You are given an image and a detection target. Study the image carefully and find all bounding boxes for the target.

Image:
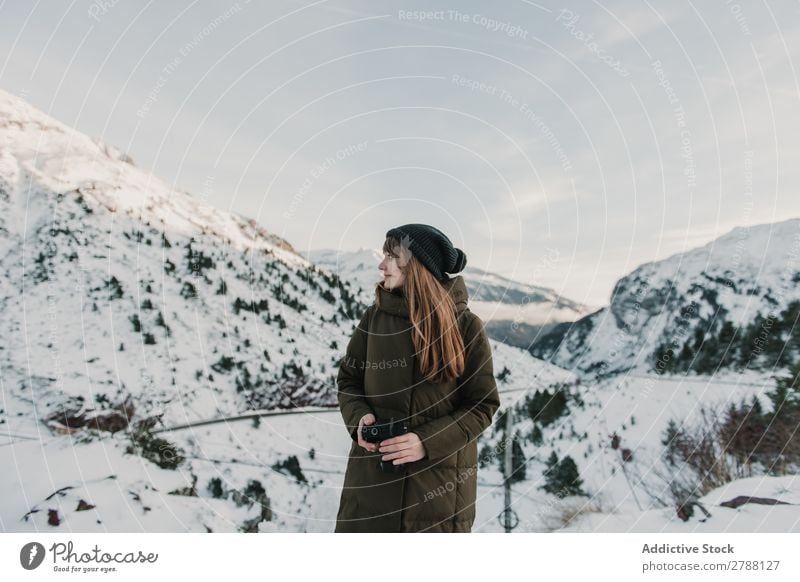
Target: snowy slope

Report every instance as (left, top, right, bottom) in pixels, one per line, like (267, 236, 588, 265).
(0, 89, 297, 261)
(558, 475, 800, 532)
(5, 343, 794, 532)
(1, 336, 578, 532)
(301, 247, 382, 303)
(0, 88, 373, 437)
(533, 219, 800, 380)
(472, 368, 800, 532)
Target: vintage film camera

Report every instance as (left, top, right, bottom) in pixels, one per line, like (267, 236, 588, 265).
(361, 416, 410, 472)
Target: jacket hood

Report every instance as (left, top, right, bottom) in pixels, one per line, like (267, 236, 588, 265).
(375, 274, 469, 318)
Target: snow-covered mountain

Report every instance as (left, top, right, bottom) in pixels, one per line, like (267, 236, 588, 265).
(301, 247, 382, 301)
(304, 247, 595, 350)
(0, 88, 376, 436)
(532, 219, 800, 380)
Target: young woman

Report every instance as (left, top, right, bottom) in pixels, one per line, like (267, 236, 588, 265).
(335, 223, 501, 533)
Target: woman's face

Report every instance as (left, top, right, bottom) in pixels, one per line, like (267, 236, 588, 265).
(379, 247, 406, 290)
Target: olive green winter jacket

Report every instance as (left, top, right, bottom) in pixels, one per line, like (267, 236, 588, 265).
(335, 275, 500, 532)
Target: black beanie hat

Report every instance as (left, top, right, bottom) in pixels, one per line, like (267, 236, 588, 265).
(385, 223, 467, 282)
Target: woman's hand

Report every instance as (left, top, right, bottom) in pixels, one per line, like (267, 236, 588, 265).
(357, 413, 378, 452)
(378, 432, 427, 465)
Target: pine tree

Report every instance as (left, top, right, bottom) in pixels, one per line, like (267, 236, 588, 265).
(542, 451, 585, 497)
(542, 451, 560, 492)
(526, 388, 568, 426)
(129, 314, 142, 333)
(530, 424, 543, 445)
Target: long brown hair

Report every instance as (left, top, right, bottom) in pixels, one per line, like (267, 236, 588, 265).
(378, 236, 465, 384)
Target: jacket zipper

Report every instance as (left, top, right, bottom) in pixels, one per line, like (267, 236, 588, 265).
(399, 360, 415, 532)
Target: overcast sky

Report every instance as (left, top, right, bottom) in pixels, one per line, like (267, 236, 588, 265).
(2, 0, 799, 306)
